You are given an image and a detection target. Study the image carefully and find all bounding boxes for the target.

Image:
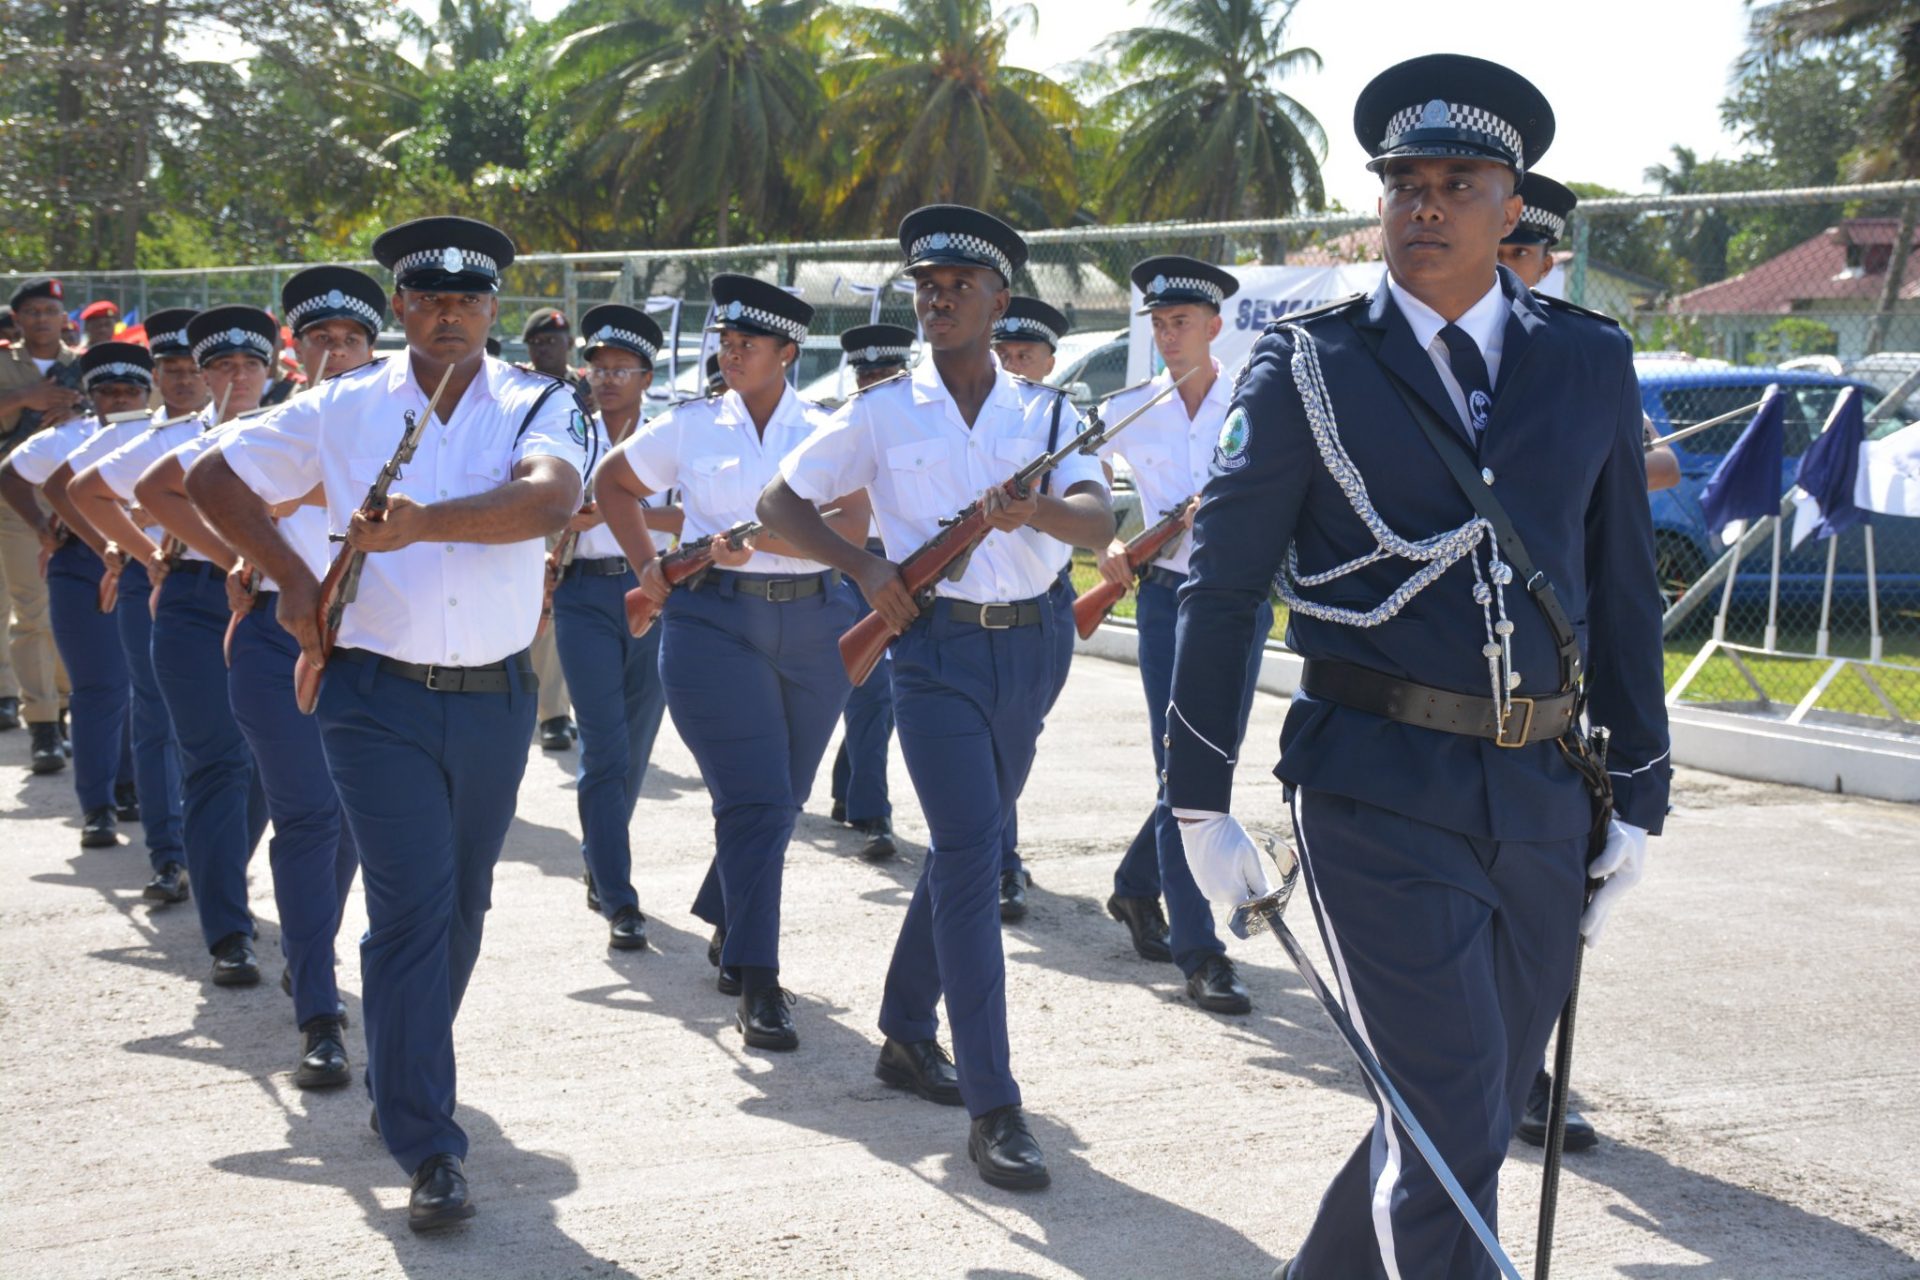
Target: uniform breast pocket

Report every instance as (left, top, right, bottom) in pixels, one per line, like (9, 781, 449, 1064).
(886, 441, 954, 520)
(461, 453, 512, 500)
(685, 454, 745, 517)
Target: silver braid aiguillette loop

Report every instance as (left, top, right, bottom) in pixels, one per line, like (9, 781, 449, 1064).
(1279, 324, 1512, 716)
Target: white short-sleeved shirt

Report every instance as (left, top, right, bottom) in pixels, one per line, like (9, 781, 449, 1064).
(618, 384, 832, 577)
(94, 411, 219, 562)
(171, 410, 333, 589)
(6, 416, 107, 486)
(66, 410, 172, 541)
(218, 354, 589, 666)
(1096, 358, 1232, 577)
(577, 414, 673, 560)
(781, 357, 1106, 603)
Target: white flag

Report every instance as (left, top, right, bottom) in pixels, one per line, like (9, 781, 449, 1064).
(1855, 421, 1920, 519)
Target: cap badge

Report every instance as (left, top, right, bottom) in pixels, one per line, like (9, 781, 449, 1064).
(227, 327, 246, 346)
(50, 281, 63, 299)
(1420, 99, 1450, 128)
(725, 300, 744, 320)
(864, 345, 879, 361)
(928, 232, 950, 250)
(1149, 274, 1169, 295)
(441, 247, 464, 274)
(325, 289, 345, 308)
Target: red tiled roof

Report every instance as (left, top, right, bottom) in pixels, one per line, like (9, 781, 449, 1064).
(1673, 218, 1920, 314)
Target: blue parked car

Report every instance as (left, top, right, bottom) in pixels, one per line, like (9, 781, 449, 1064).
(1637, 363, 1920, 607)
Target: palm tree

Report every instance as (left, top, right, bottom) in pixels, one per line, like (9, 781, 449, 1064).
(1746, 1, 1920, 348)
(808, 0, 1080, 235)
(1093, 0, 1325, 224)
(398, 0, 533, 71)
(548, 0, 824, 247)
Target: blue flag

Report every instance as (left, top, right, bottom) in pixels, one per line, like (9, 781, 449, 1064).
(1699, 387, 1785, 545)
(1789, 387, 1866, 548)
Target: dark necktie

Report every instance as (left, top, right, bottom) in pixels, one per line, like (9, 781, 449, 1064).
(1438, 322, 1493, 441)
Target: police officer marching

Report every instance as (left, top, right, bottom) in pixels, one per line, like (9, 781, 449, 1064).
(187, 216, 590, 1232)
(826, 322, 917, 863)
(67, 309, 205, 903)
(1165, 56, 1669, 1279)
(521, 305, 584, 752)
(759, 205, 1116, 1191)
(593, 273, 868, 1049)
(1097, 256, 1267, 1015)
(551, 302, 680, 951)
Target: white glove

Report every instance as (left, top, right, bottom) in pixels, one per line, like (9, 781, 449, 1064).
(1579, 818, 1649, 948)
(1178, 813, 1276, 910)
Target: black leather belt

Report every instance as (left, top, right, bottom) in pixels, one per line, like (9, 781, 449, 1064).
(947, 599, 1044, 629)
(563, 556, 630, 579)
(1143, 565, 1186, 591)
(706, 570, 830, 602)
(1300, 658, 1577, 748)
(169, 559, 225, 581)
(332, 647, 537, 694)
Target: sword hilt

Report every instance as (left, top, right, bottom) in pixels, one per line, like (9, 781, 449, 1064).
(1229, 828, 1301, 939)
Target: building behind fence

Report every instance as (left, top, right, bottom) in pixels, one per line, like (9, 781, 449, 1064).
(8, 180, 1918, 728)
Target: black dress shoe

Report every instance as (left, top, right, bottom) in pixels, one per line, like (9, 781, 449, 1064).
(210, 933, 261, 987)
(584, 872, 600, 914)
(295, 1016, 351, 1089)
(874, 1037, 963, 1106)
(143, 862, 189, 903)
(538, 716, 574, 751)
(59, 711, 72, 756)
(29, 722, 65, 774)
(608, 906, 648, 951)
(999, 869, 1029, 922)
(408, 1154, 476, 1232)
(1515, 1068, 1598, 1151)
(1107, 893, 1173, 962)
(0, 696, 19, 730)
(370, 1105, 381, 1136)
(114, 780, 140, 822)
(716, 965, 742, 996)
(281, 967, 292, 996)
(1186, 954, 1251, 1015)
(852, 817, 896, 862)
(830, 799, 847, 825)
(707, 926, 725, 967)
(968, 1105, 1049, 1190)
(80, 806, 118, 848)
(737, 984, 798, 1051)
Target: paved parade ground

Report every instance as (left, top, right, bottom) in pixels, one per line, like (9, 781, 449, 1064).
(2, 653, 1916, 1279)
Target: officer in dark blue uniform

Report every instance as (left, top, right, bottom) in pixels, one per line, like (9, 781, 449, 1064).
(1165, 56, 1669, 1278)
(825, 323, 914, 861)
(551, 302, 674, 950)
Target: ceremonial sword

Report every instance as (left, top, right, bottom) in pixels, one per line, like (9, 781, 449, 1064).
(1232, 835, 1526, 1280)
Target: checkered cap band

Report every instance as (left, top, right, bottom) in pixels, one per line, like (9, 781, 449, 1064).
(587, 325, 659, 361)
(392, 246, 500, 279)
(1147, 276, 1225, 306)
(907, 232, 1013, 281)
(993, 316, 1060, 346)
(286, 290, 382, 333)
(716, 303, 807, 343)
(850, 344, 913, 365)
(1382, 99, 1524, 164)
(192, 327, 274, 363)
(83, 362, 152, 388)
(148, 329, 189, 353)
(1519, 206, 1566, 243)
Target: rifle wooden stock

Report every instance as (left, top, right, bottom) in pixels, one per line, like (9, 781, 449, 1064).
(622, 520, 761, 637)
(293, 363, 452, 715)
(1071, 499, 1195, 639)
(837, 368, 1199, 686)
(537, 528, 580, 641)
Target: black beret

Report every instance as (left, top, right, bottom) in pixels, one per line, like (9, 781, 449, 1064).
(8, 278, 64, 310)
(521, 307, 570, 340)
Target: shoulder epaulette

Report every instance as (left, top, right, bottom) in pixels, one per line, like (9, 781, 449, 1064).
(846, 370, 909, 399)
(1534, 292, 1621, 327)
(1107, 374, 1160, 401)
(1264, 293, 1367, 334)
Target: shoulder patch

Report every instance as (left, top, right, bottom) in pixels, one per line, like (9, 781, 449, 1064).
(1264, 292, 1367, 335)
(846, 370, 909, 399)
(1534, 293, 1621, 327)
(1211, 405, 1252, 474)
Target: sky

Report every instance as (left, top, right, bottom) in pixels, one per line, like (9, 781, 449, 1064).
(460, 0, 1761, 210)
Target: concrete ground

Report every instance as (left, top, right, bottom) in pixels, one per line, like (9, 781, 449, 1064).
(1, 655, 1916, 1280)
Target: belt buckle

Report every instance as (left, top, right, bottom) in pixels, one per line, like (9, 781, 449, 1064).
(1495, 696, 1535, 748)
(422, 665, 456, 692)
(979, 604, 1014, 630)
(766, 579, 797, 603)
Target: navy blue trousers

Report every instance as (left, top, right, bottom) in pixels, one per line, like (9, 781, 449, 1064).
(318, 647, 536, 1174)
(1288, 788, 1585, 1280)
(112, 560, 183, 872)
(1112, 574, 1272, 974)
(45, 541, 128, 813)
(829, 580, 895, 824)
(228, 598, 359, 1027)
(151, 565, 267, 951)
(552, 566, 667, 917)
(999, 573, 1076, 878)
(879, 598, 1058, 1117)
(668, 573, 851, 972)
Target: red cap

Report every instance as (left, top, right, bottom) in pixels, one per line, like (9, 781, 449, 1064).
(80, 300, 120, 320)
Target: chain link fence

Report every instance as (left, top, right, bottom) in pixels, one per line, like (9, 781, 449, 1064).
(9, 181, 1918, 729)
